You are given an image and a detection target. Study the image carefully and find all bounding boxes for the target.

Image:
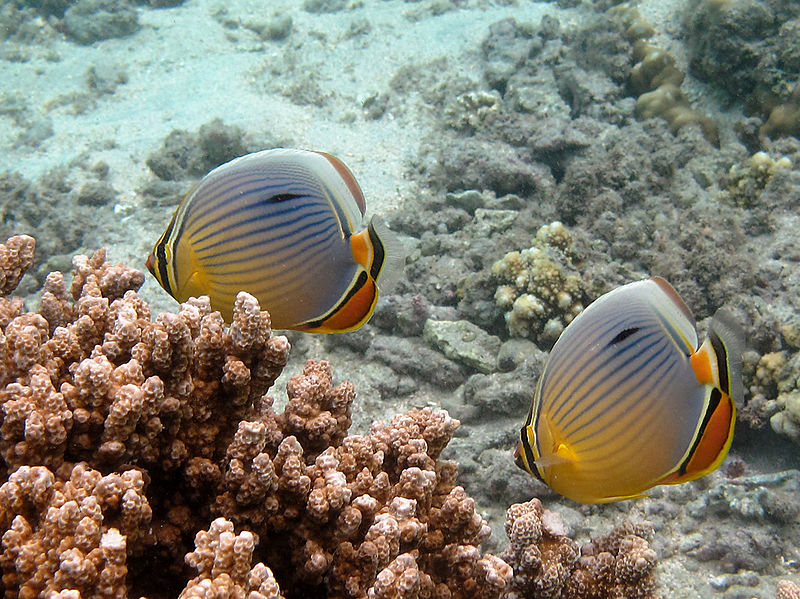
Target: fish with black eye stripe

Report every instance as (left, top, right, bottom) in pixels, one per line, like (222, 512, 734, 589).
(147, 148, 404, 332)
(515, 276, 744, 503)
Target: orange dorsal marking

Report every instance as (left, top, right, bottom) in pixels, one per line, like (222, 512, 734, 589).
(690, 344, 715, 386)
(350, 230, 373, 269)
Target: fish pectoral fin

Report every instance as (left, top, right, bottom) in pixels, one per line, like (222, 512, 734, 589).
(177, 268, 209, 300)
(534, 442, 577, 469)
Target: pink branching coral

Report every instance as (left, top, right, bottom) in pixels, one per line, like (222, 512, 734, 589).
(0, 462, 151, 599)
(180, 517, 284, 599)
(500, 498, 659, 599)
(0, 235, 660, 599)
(212, 359, 510, 598)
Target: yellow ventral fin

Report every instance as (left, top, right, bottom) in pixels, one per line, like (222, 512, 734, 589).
(534, 442, 577, 469)
(556, 442, 578, 462)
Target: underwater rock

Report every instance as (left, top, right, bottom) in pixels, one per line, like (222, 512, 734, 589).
(445, 189, 486, 214)
(430, 137, 545, 196)
(366, 335, 466, 389)
(148, 0, 186, 7)
(63, 0, 140, 45)
(422, 319, 502, 374)
(683, 0, 800, 120)
(460, 352, 545, 419)
(146, 118, 249, 181)
(497, 338, 540, 372)
(303, 0, 347, 13)
(75, 180, 116, 206)
(243, 14, 293, 41)
(481, 17, 540, 92)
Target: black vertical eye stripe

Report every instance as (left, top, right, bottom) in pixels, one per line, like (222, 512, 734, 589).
(368, 221, 385, 279)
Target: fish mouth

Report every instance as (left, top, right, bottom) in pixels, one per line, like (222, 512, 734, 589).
(145, 253, 155, 276)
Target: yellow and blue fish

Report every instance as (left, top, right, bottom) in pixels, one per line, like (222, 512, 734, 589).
(146, 148, 403, 332)
(515, 276, 744, 503)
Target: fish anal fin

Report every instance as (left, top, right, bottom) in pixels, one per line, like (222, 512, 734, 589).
(596, 492, 651, 503)
(302, 273, 377, 333)
(683, 389, 736, 480)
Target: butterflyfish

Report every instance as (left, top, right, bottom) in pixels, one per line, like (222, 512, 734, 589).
(514, 276, 744, 504)
(146, 148, 403, 332)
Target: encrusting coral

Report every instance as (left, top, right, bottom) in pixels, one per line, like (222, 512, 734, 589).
(0, 234, 661, 598)
(611, 4, 719, 147)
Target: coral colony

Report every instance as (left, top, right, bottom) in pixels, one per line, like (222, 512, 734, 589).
(0, 235, 660, 597)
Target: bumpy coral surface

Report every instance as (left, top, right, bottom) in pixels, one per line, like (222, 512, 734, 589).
(492, 221, 585, 347)
(180, 517, 284, 599)
(0, 235, 531, 599)
(500, 498, 659, 599)
(0, 235, 664, 598)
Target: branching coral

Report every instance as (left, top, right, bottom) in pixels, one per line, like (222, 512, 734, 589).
(500, 498, 658, 599)
(492, 221, 584, 347)
(0, 234, 662, 598)
(0, 462, 151, 599)
(180, 517, 284, 599)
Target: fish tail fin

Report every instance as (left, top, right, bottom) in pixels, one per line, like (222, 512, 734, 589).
(708, 308, 745, 404)
(368, 215, 405, 293)
(676, 308, 744, 484)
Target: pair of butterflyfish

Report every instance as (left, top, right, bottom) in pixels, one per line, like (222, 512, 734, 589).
(147, 148, 403, 332)
(515, 277, 744, 503)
